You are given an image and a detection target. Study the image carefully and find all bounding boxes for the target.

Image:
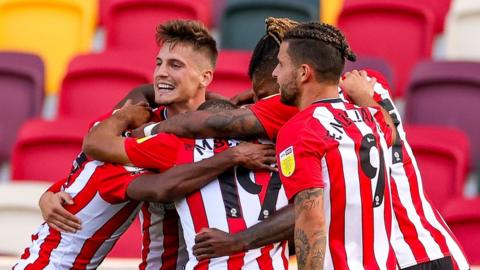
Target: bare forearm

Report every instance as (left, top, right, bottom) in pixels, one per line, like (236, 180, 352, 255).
(83, 113, 129, 163)
(151, 109, 267, 139)
(127, 149, 241, 202)
(114, 84, 156, 109)
(233, 204, 294, 251)
(294, 188, 326, 270)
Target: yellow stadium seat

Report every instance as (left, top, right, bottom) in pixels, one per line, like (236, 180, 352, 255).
(0, 0, 97, 94)
(321, 0, 344, 25)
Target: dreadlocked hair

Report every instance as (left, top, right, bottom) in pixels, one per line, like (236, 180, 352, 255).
(156, 20, 218, 67)
(248, 17, 300, 80)
(283, 22, 356, 83)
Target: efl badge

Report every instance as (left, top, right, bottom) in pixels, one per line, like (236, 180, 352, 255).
(280, 146, 295, 177)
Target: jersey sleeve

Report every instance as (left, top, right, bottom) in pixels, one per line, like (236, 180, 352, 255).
(46, 177, 68, 193)
(124, 133, 182, 171)
(249, 95, 298, 141)
(277, 121, 325, 200)
(369, 106, 393, 147)
(97, 166, 150, 202)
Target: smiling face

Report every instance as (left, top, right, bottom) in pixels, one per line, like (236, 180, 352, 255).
(153, 42, 211, 106)
(272, 42, 300, 106)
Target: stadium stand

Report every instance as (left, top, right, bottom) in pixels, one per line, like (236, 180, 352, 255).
(11, 118, 89, 182)
(0, 181, 50, 256)
(405, 60, 480, 170)
(220, 0, 317, 49)
(0, 0, 97, 94)
(338, 1, 435, 97)
(445, 0, 480, 60)
(103, 0, 211, 64)
(0, 52, 44, 164)
(209, 50, 252, 97)
(403, 125, 470, 211)
(59, 51, 151, 120)
(443, 196, 480, 264)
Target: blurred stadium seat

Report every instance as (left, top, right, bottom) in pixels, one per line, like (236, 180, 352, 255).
(11, 118, 89, 182)
(338, 1, 435, 97)
(443, 196, 480, 264)
(0, 0, 97, 94)
(220, 0, 316, 49)
(405, 60, 480, 170)
(403, 125, 470, 211)
(208, 50, 252, 97)
(104, 0, 211, 64)
(343, 56, 394, 87)
(0, 52, 44, 164)
(445, 0, 480, 60)
(59, 51, 151, 120)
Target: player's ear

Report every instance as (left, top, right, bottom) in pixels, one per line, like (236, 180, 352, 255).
(298, 64, 312, 83)
(200, 69, 213, 88)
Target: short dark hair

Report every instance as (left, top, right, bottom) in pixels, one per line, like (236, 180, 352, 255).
(197, 99, 238, 112)
(156, 20, 218, 68)
(283, 22, 356, 83)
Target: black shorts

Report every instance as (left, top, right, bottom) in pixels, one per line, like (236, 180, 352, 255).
(402, 256, 454, 270)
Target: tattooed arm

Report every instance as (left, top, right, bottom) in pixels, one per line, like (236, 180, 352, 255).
(150, 108, 267, 139)
(294, 188, 326, 270)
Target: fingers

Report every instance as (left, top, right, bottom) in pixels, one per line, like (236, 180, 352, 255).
(58, 192, 74, 205)
(193, 247, 215, 260)
(47, 213, 79, 233)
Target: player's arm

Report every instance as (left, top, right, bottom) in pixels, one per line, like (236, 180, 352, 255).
(294, 188, 326, 270)
(114, 84, 156, 109)
(126, 142, 276, 202)
(340, 70, 397, 143)
(148, 108, 267, 139)
(83, 100, 151, 164)
(192, 204, 294, 260)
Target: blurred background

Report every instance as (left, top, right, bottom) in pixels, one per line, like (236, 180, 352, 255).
(0, 0, 479, 268)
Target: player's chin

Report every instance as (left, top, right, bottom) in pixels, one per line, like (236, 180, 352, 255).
(155, 93, 176, 106)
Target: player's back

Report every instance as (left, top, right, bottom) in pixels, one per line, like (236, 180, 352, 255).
(278, 99, 396, 270)
(174, 138, 289, 270)
(14, 158, 145, 270)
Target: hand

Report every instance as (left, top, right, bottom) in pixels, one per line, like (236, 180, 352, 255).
(232, 142, 277, 172)
(230, 89, 255, 106)
(39, 191, 82, 233)
(340, 69, 376, 105)
(193, 228, 244, 260)
(116, 99, 151, 129)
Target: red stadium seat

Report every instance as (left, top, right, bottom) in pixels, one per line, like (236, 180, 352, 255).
(403, 125, 470, 211)
(59, 51, 152, 121)
(107, 215, 142, 258)
(11, 118, 89, 182)
(0, 52, 44, 163)
(104, 0, 211, 62)
(443, 197, 480, 264)
(405, 61, 480, 170)
(208, 50, 252, 98)
(338, 1, 435, 97)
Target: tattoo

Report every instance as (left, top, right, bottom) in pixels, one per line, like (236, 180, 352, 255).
(310, 231, 326, 269)
(295, 228, 310, 269)
(294, 189, 323, 215)
(294, 188, 326, 269)
(204, 109, 265, 138)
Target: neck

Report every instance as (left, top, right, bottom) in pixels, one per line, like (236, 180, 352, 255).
(297, 82, 339, 110)
(166, 93, 205, 118)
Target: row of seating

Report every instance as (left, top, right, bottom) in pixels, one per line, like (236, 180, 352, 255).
(3, 0, 480, 97)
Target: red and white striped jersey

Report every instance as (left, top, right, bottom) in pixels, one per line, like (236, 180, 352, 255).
(14, 160, 147, 269)
(126, 133, 290, 269)
(176, 138, 289, 270)
(361, 70, 470, 270)
(277, 99, 396, 270)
